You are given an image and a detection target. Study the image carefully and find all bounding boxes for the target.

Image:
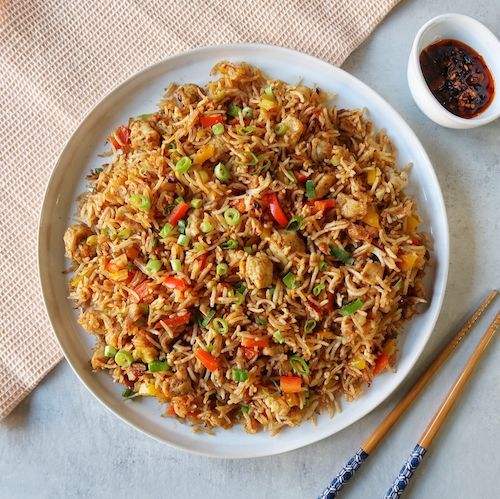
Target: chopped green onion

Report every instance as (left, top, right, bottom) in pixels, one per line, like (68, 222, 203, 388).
(237, 125, 254, 136)
(178, 219, 186, 235)
(152, 237, 158, 248)
(273, 331, 285, 344)
(330, 246, 354, 265)
(93, 167, 103, 174)
(304, 319, 317, 334)
(216, 263, 229, 275)
(126, 264, 135, 271)
(340, 299, 364, 316)
(163, 204, 174, 215)
(206, 343, 214, 353)
(193, 243, 205, 252)
(254, 158, 271, 175)
(256, 317, 266, 327)
(213, 318, 229, 335)
(148, 360, 170, 372)
(319, 260, 327, 271)
(234, 293, 245, 306)
(174, 156, 192, 174)
(242, 107, 254, 119)
(220, 239, 238, 250)
(130, 194, 151, 212)
(117, 227, 132, 239)
(104, 345, 117, 357)
(122, 388, 139, 398)
(264, 86, 274, 98)
(243, 245, 252, 254)
(159, 222, 174, 238)
(269, 286, 275, 297)
(212, 123, 225, 135)
(283, 272, 298, 289)
(285, 216, 303, 231)
(290, 355, 310, 376)
(214, 162, 231, 182)
(274, 123, 287, 136)
(168, 142, 177, 151)
(238, 151, 259, 166)
(146, 259, 162, 273)
(200, 220, 213, 233)
(305, 180, 315, 200)
(177, 234, 190, 247)
(234, 282, 246, 294)
(240, 404, 250, 413)
(228, 103, 242, 118)
(224, 208, 241, 226)
(232, 368, 249, 382)
(171, 259, 182, 272)
(190, 198, 202, 209)
(114, 349, 133, 367)
(201, 309, 216, 327)
(312, 283, 326, 296)
(174, 196, 184, 205)
(138, 113, 153, 120)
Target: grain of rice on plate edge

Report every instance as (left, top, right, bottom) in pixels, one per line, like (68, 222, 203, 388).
(64, 61, 428, 434)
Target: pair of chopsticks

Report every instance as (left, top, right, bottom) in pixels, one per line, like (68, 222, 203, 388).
(319, 290, 499, 499)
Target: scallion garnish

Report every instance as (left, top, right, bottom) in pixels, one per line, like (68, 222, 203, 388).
(104, 345, 117, 357)
(282, 272, 298, 289)
(312, 283, 326, 296)
(114, 349, 133, 367)
(174, 156, 192, 174)
(274, 123, 287, 136)
(216, 263, 229, 275)
(224, 208, 241, 226)
(304, 319, 317, 334)
(237, 125, 254, 136)
(201, 309, 216, 327)
(319, 260, 327, 271)
(234, 281, 246, 294)
(238, 151, 259, 166)
(285, 216, 303, 231)
(159, 222, 174, 238)
(214, 162, 231, 182)
(148, 360, 170, 372)
(200, 220, 213, 233)
(242, 107, 253, 119)
(330, 246, 354, 265)
(212, 123, 225, 135)
(130, 194, 151, 212)
(273, 331, 285, 344)
(118, 227, 132, 239)
(190, 198, 202, 209)
(228, 103, 242, 118)
(146, 259, 162, 273)
(177, 219, 187, 235)
(122, 388, 139, 398)
(213, 317, 229, 335)
(177, 234, 190, 247)
(339, 299, 364, 316)
(171, 259, 182, 272)
(256, 317, 266, 327)
(305, 179, 315, 200)
(290, 355, 310, 376)
(220, 239, 238, 250)
(232, 368, 249, 382)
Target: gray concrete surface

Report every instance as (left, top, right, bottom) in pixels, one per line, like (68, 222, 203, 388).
(1, 0, 499, 497)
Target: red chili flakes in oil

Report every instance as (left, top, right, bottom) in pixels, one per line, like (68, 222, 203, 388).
(419, 38, 494, 118)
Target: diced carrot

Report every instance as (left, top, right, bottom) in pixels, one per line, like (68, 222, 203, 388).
(242, 337, 270, 348)
(109, 124, 130, 150)
(267, 192, 288, 227)
(167, 202, 190, 225)
(307, 199, 336, 214)
(242, 347, 257, 360)
(162, 277, 187, 291)
(197, 254, 208, 270)
(158, 311, 191, 328)
(193, 143, 215, 165)
(167, 404, 177, 415)
(195, 348, 220, 372)
(373, 353, 390, 376)
(295, 172, 307, 182)
(200, 114, 224, 127)
(280, 375, 302, 393)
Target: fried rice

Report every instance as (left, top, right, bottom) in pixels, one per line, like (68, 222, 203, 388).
(64, 61, 428, 434)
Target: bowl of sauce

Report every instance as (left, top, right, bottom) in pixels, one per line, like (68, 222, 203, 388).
(408, 14, 500, 129)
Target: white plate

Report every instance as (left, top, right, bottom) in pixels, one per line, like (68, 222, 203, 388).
(38, 44, 449, 458)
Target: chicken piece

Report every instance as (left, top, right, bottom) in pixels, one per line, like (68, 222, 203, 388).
(313, 173, 336, 199)
(127, 303, 143, 323)
(388, 168, 408, 193)
(64, 224, 91, 260)
(294, 85, 311, 101)
(311, 138, 332, 163)
(281, 116, 304, 148)
(209, 135, 229, 162)
(268, 231, 306, 264)
(246, 253, 274, 289)
(361, 261, 384, 284)
(264, 395, 291, 417)
(129, 120, 160, 150)
(347, 223, 378, 242)
(337, 193, 368, 220)
(170, 395, 190, 418)
(173, 83, 203, 109)
(167, 370, 193, 397)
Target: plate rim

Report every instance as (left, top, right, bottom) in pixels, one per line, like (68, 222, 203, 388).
(38, 42, 450, 458)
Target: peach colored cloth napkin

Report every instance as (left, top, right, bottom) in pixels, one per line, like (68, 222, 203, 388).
(0, 0, 399, 420)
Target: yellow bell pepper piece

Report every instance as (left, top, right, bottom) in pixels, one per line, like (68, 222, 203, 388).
(133, 347, 157, 364)
(109, 269, 129, 282)
(350, 356, 366, 370)
(258, 97, 278, 111)
(400, 252, 419, 271)
(193, 143, 215, 165)
(366, 168, 377, 185)
(363, 205, 380, 228)
(138, 382, 160, 397)
(320, 330, 336, 339)
(406, 215, 420, 233)
(86, 235, 98, 246)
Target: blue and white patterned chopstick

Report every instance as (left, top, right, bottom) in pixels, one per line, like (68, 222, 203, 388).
(384, 445, 426, 498)
(318, 448, 369, 498)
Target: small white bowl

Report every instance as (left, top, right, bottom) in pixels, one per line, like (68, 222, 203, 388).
(408, 14, 500, 129)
